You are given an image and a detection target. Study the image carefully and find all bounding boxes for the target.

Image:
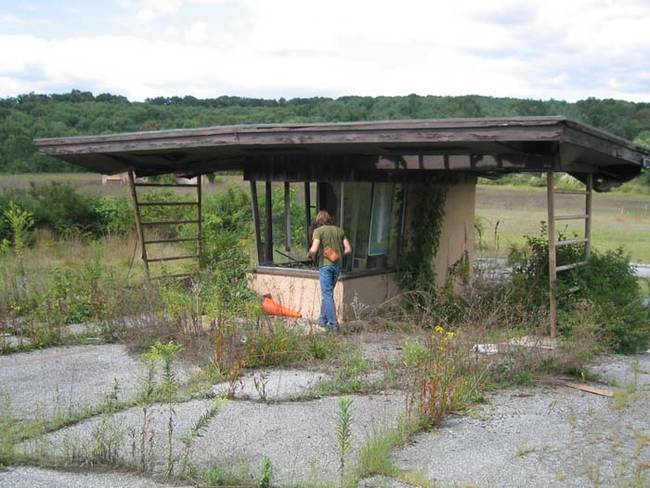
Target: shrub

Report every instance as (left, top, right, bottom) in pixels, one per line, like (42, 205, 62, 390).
(2, 202, 34, 252)
(0, 183, 133, 240)
(203, 186, 252, 237)
(509, 226, 650, 353)
(92, 196, 132, 234)
(19, 182, 104, 235)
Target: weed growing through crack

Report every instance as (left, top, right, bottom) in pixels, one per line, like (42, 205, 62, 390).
(137, 350, 158, 471)
(180, 398, 226, 477)
(259, 456, 273, 488)
(347, 415, 428, 488)
(515, 444, 536, 457)
(101, 377, 121, 413)
(402, 325, 488, 426)
(87, 416, 123, 465)
(253, 371, 270, 402)
(0, 389, 17, 466)
(201, 462, 253, 486)
(335, 397, 354, 485)
(141, 340, 184, 476)
(612, 381, 639, 412)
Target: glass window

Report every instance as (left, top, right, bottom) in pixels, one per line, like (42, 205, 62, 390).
(342, 182, 403, 271)
(368, 183, 394, 256)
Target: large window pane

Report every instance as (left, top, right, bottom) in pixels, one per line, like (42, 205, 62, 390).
(368, 183, 394, 257)
(342, 182, 372, 270)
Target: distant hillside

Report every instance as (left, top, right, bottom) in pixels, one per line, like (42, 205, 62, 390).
(1, 91, 649, 173)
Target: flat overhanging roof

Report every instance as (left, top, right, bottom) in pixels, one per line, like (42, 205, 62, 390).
(34, 116, 649, 190)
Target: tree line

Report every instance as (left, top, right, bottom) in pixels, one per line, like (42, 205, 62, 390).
(1, 90, 649, 173)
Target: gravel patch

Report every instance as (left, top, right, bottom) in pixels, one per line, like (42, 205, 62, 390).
(588, 353, 650, 388)
(353, 332, 405, 365)
(0, 345, 188, 421)
(0, 467, 190, 488)
(393, 384, 649, 487)
(209, 369, 330, 401)
(26, 392, 407, 485)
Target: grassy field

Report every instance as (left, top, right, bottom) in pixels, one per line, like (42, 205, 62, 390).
(0, 172, 243, 197)
(2, 173, 649, 262)
(476, 185, 650, 262)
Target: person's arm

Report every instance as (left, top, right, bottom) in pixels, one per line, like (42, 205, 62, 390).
(307, 238, 320, 260)
(342, 238, 352, 256)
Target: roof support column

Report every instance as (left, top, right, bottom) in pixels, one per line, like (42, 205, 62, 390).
(284, 182, 291, 251)
(250, 180, 263, 265)
(304, 182, 312, 249)
(547, 171, 557, 338)
(264, 181, 273, 264)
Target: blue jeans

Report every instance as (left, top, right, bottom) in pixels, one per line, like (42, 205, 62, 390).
(319, 264, 341, 329)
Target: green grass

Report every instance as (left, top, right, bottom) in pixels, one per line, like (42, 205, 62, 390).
(476, 185, 650, 262)
(344, 416, 431, 488)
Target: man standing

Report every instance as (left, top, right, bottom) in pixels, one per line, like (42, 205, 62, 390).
(307, 210, 352, 331)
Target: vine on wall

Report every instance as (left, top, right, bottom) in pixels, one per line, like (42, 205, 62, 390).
(398, 184, 448, 293)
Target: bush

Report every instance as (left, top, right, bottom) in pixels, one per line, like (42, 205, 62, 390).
(19, 182, 104, 235)
(509, 227, 650, 353)
(92, 196, 132, 234)
(203, 186, 252, 237)
(0, 183, 133, 240)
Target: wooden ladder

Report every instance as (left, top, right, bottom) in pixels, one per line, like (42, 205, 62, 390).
(547, 172, 593, 338)
(128, 171, 202, 280)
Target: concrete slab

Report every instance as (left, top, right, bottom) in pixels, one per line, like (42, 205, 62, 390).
(0, 334, 31, 349)
(393, 385, 649, 487)
(209, 369, 330, 401)
(26, 392, 407, 485)
(0, 467, 189, 488)
(0, 345, 188, 421)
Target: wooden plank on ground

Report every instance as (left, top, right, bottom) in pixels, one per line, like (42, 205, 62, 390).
(561, 381, 613, 397)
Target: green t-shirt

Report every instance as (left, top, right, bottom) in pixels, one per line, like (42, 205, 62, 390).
(312, 225, 347, 267)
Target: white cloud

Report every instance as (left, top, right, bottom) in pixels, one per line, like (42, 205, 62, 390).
(184, 21, 207, 43)
(0, 0, 648, 101)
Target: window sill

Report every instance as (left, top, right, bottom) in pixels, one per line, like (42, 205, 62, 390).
(249, 266, 398, 280)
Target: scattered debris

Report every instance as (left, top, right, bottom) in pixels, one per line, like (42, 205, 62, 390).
(474, 335, 559, 356)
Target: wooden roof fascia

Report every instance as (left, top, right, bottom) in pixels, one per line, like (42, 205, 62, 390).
(562, 125, 646, 166)
(34, 118, 568, 156)
(35, 116, 568, 146)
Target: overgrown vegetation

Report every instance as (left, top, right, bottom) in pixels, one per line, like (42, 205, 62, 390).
(509, 225, 650, 353)
(1, 151, 649, 485)
(398, 185, 447, 293)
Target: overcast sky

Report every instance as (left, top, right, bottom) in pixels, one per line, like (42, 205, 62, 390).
(1, 0, 648, 102)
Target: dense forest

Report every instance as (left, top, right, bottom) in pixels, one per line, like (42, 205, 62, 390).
(1, 91, 649, 173)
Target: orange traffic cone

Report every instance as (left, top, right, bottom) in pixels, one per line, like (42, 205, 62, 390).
(261, 294, 302, 318)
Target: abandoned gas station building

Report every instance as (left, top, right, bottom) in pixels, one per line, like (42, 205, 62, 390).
(35, 117, 650, 334)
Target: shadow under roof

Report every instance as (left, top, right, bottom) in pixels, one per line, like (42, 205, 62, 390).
(34, 116, 649, 190)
